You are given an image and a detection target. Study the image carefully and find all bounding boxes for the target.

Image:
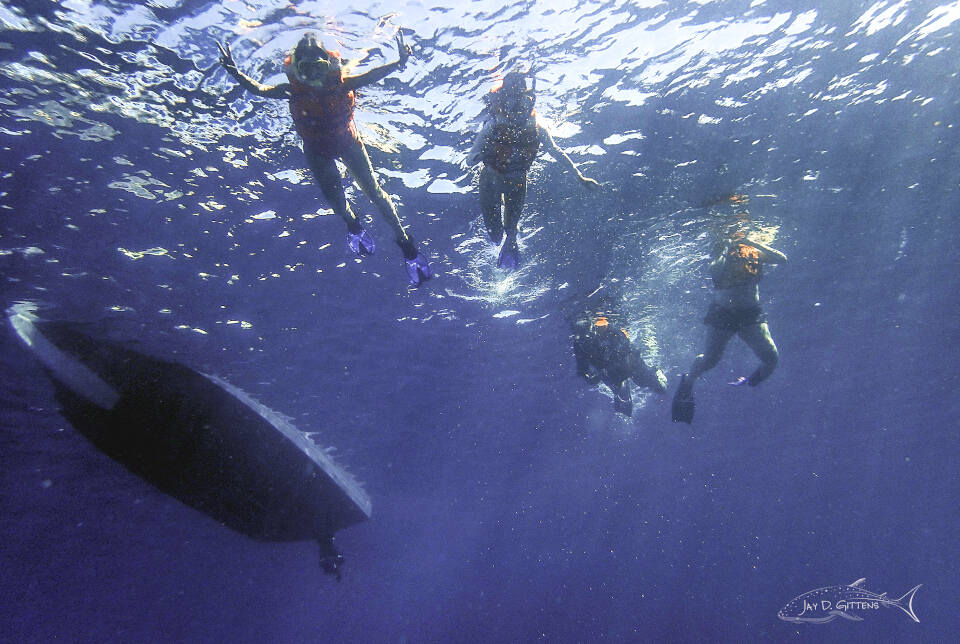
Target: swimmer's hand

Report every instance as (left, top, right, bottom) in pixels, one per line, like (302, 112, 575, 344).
(217, 41, 239, 77)
(579, 174, 601, 191)
(396, 33, 412, 69)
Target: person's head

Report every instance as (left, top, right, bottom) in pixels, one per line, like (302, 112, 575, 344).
(501, 71, 527, 94)
(710, 225, 743, 256)
(292, 32, 340, 83)
(490, 71, 535, 123)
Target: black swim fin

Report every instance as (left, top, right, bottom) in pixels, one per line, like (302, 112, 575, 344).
(613, 380, 633, 417)
(671, 374, 694, 423)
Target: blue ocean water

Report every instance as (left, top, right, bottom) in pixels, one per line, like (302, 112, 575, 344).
(1, 0, 958, 641)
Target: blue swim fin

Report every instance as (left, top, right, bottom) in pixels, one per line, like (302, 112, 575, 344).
(497, 237, 519, 270)
(613, 380, 633, 416)
(405, 253, 433, 287)
(398, 236, 433, 287)
(346, 226, 375, 256)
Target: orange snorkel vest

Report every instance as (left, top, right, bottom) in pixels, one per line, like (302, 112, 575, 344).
(283, 51, 356, 143)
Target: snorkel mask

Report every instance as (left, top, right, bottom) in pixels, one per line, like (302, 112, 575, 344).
(291, 32, 339, 85)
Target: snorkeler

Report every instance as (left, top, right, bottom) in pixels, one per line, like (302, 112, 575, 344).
(467, 71, 599, 270)
(671, 230, 788, 424)
(570, 284, 666, 417)
(218, 32, 433, 287)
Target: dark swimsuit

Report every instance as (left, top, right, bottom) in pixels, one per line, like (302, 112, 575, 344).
(705, 244, 767, 332)
(703, 302, 766, 332)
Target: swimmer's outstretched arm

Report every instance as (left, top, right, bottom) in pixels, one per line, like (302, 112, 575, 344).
(218, 42, 291, 99)
(744, 238, 788, 264)
(537, 121, 600, 190)
(343, 34, 411, 91)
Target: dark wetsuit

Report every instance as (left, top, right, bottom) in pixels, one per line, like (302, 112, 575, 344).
(573, 321, 666, 416)
(703, 302, 766, 332)
(690, 241, 783, 386)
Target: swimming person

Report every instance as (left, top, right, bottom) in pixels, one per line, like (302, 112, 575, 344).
(569, 283, 666, 417)
(218, 32, 433, 287)
(467, 71, 599, 270)
(574, 314, 667, 417)
(671, 231, 788, 423)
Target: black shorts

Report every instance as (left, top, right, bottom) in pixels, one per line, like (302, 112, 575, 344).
(703, 303, 766, 332)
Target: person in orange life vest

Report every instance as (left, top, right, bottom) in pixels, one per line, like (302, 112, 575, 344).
(466, 71, 599, 270)
(671, 229, 788, 424)
(218, 32, 432, 287)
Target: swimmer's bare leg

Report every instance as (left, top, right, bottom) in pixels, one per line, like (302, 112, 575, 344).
(690, 325, 735, 383)
(737, 322, 779, 386)
(501, 175, 527, 242)
(496, 175, 527, 269)
(305, 145, 361, 231)
(340, 136, 432, 284)
(479, 166, 505, 244)
(340, 136, 412, 246)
